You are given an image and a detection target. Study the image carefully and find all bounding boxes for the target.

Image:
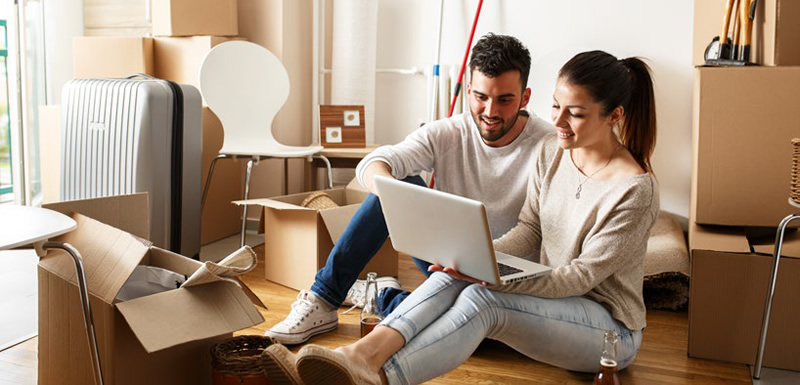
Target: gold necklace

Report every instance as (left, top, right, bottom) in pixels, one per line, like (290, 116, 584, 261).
(574, 144, 622, 200)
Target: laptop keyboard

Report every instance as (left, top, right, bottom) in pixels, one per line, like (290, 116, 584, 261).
(497, 262, 523, 277)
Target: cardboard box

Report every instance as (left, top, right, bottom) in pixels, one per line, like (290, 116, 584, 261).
(688, 220, 800, 370)
(153, 36, 244, 95)
(201, 107, 243, 245)
(240, 180, 398, 291)
(693, 0, 800, 66)
(39, 194, 265, 384)
(691, 67, 800, 227)
(152, 0, 238, 37)
(73, 37, 154, 79)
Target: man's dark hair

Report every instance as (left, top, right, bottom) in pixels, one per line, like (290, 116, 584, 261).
(469, 33, 531, 88)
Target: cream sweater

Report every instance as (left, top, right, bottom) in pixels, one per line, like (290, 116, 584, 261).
(494, 134, 659, 330)
(357, 111, 553, 238)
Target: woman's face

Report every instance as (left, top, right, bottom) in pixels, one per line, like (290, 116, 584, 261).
(550, 78, 619, 150)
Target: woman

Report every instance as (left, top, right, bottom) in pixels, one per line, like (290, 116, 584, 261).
(262, 50, 659, 385)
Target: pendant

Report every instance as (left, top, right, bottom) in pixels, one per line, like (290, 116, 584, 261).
(576, 185, 582, 200)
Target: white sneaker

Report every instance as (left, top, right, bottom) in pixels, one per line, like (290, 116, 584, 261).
(343, 276, 401, 308)
(265, 290, 338, 345)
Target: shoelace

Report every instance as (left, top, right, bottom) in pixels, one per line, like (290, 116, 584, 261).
(341, 285, 365, 315)
(284, 294, 316, 328)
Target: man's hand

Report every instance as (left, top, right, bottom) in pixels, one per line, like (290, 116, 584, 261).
(428, 264, 494, 287)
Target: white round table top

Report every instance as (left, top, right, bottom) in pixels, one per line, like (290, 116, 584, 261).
(0, 205, 77, 250)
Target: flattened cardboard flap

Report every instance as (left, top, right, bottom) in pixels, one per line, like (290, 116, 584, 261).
(318, 204, 360, 245)
(43, 193, 150, 240)
(41, 213, 150, 304)
(233, 197, 316, 211)
(116, 281, 264, 352)
(690, 221, 800, 258)
(751, 230, 800, 258)
(689, 222, 751, 253)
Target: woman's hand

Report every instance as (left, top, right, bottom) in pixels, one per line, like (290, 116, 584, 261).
(428, 264, 494, 287)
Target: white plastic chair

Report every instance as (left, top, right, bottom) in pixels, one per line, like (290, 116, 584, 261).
(199, 41, 332, 247)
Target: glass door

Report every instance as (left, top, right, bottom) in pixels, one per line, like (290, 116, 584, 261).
(2, 0, 46, 205)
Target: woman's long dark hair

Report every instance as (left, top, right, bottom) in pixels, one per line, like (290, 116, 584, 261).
(558, 51, 656, 172)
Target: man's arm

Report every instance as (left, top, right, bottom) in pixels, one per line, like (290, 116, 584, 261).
(360, 160, 393, 196)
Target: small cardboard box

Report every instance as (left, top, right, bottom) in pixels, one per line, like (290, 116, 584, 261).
(693, 0, 800, 66)
(688, 220, 800, 371)
(73, 37, 154, 79)
(239, 180, 398, 291)
(691, 67, 800, 227)
(151, 0, 238, 37)
(39, 194, 265, 384)
(201, 107, 243, 245)
(153, 36, 245, 98)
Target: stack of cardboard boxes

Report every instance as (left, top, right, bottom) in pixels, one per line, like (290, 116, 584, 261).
(689, 0, 800, 371)
(70, 0, 245, 246)
(37, 2, 274, 384)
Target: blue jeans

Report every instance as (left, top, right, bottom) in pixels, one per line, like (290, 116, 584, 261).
(310, 175, 431, 308)
(381, 272, 643, 385)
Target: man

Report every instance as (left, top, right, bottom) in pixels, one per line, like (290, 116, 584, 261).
(266, 33, 553, 344)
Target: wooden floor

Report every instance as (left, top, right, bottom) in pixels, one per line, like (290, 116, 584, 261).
(0, 244, 753, 384)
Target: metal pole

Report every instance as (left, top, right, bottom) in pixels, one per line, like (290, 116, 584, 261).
(753, 213, 800, 379)
(429, 0, 445, 122)
(42, 241, 104, 385)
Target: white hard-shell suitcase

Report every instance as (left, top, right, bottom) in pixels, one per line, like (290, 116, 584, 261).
(60, 75, 202, 258)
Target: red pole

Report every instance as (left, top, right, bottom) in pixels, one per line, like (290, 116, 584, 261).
(447, 0, 484, 117)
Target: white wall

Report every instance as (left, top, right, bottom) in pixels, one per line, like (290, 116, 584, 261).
(371, 0, 694, 221)
(43, 0, 83, 105)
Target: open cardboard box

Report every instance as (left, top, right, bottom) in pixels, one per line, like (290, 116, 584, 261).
(39, 193, 265, 385)
(688, 220, 800, 371)
(238, 179, 398, 291)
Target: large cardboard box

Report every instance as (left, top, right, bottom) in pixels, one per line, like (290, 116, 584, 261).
(201, 107, 242, 245)
(691, 67, 800, 227)
(39, 194, 265, 384)
(73, 37, 154, 79)
(153, 36, 244, 95)
(152, 0, 238, 37)
(688, 220, 800, 371)
(240, 180, 398, 291)
(693, 0, 800, 66)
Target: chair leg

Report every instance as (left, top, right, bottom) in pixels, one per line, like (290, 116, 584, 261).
(284, 158, 289, 195)
(240, 158, 256, 248)
(42, 241, 104, 385)
(314, 155, 333, 189)
(201, 154, 229, 212)
(753, 213, 800, 379)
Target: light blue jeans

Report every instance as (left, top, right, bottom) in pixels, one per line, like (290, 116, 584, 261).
(380, 272, 642, 385)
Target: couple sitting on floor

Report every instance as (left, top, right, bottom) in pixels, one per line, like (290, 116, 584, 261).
(262, 33, 659, 385)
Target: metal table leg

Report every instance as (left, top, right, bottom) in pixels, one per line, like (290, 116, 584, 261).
(42, 241, 104, 385)
(753, 213, 800, 379)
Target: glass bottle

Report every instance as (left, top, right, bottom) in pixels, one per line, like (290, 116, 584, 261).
(360, 272, 383, 337)
(593, 330, 621, 385)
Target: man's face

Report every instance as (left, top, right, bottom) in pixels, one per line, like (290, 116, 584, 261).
(467, 70, 530, 146)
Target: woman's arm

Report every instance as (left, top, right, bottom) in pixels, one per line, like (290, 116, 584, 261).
(495, 203, 656, 298)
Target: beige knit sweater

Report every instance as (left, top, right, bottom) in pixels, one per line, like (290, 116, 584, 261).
(493, 134, 659, 331)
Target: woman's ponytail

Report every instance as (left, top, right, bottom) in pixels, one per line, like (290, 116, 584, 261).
(620, 57, 656, 172)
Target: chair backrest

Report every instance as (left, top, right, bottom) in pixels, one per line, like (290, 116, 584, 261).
(199, 41, 290, 155)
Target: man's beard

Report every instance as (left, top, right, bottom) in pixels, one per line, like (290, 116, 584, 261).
(472, 112, 520, 142)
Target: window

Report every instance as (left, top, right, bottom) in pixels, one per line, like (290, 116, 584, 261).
(0, 0, 46, 205)
(0, 19, 9, 200)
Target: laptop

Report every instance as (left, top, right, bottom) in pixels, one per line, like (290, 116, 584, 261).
(374, 175, 551, 286)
